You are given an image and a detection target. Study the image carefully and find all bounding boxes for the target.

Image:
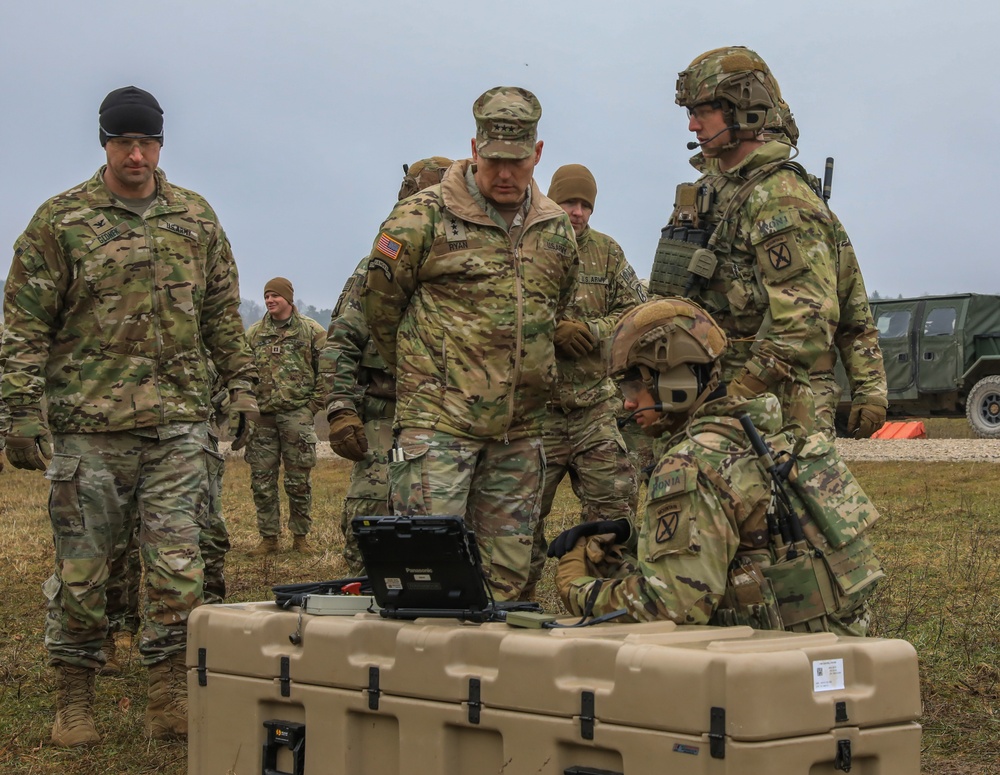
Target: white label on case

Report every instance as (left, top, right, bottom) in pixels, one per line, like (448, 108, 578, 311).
(385, 577, 403, 590)
(812, 658, 845, 692)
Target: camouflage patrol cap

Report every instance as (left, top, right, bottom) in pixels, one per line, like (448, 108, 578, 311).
(609, 298, 727, 378)
(398, 156, 454, 200)
(473, 87, 541, 160)
(675, 46, 782, 122)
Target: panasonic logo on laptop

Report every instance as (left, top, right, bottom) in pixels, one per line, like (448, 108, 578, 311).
(406, 568, 433, 574)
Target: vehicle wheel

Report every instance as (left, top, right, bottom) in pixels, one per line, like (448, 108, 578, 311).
(966, 375, 1000, 439)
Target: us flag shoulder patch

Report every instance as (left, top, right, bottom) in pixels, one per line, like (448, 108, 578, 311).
(376, 232, 402, 260)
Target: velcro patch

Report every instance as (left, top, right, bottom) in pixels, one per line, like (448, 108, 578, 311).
(753, 209, 800, 241)
(756, 232, 805, 282)
(376, 232, 402, 260)
(655, 508, 681, 543)
(444, 214, 468, 245)
(161, 221, 196, 240)
(369, 257, 393, 282)
(86, 214, 115, 235)
(646, 497, 692, 557)
(653, 466, 691, 498)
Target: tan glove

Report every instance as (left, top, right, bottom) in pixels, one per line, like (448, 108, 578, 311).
(5, 406, 52, 471)
(848, 403, 887, 438)
(328, 410, 368, 461)
(228, 389, 260, 451)
(728, 371, 769, 400)
(554, 320, 597, 359)
(554, 540, 589, 609)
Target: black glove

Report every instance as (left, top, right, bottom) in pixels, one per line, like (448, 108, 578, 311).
(547, 519, 631, 559)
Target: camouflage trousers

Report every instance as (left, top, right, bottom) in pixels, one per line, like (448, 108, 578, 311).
(105, 430, 229, 636)
(810, 369, 842, 441)
(42, 425, 213, 669)
(523, 399, 637, 599)
(340, 416, 393, 576)
(245, 406, 318, 537)
(390, 428, 545, 601)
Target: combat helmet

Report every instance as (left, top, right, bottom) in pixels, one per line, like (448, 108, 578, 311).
(675, 46, 784, 135)
(610, 298, 727, 434)
(762, 100, 800, 146)
(398, 156, 454, 200)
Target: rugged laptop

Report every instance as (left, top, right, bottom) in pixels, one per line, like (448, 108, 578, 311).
(352, 515, 537, 622)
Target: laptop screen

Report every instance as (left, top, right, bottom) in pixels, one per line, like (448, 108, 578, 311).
(351, 516, 492, 619)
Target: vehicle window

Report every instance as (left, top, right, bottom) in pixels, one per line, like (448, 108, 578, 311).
(923, 307, 957, 337)
(877, 310, 911, 339)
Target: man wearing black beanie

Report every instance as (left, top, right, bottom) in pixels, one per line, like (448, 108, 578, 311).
(0, 85, 259, 745)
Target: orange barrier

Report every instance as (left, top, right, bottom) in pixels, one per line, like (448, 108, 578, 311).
(872, 421, 927, 440)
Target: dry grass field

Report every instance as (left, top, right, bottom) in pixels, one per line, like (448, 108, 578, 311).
(1, 437, 998, 773)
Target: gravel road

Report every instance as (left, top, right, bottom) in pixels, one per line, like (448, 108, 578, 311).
(221, 438, 1000, 463)
(835, 438, 1000, 462)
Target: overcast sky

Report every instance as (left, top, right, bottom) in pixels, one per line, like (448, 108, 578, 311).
(1, 1, 996, 310)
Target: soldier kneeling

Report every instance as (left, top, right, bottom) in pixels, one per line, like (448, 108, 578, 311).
(549, 298, 883, 637)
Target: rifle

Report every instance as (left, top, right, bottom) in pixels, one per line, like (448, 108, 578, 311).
(737, 413, 807, 559)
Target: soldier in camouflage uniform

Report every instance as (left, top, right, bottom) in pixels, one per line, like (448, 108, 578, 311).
(245, 278, 327, 555)
(521, 164, 644, 599)
(551, 299, 883, 636)
(361, 87, 579, 601)
(0, 321, 7, 472)
(0, 86, 258, 745)
(321, 157, 453, 576)
(760, 108, 888, 439)
(100, 373, 231, 676)
(650, 47, 841, 438)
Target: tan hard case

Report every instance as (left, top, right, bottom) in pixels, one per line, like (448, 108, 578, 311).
(187, 602, 921, 775)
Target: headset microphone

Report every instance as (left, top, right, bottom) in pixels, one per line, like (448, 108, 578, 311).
(617, 404, 665, 427)
(686, 125, 740, 151)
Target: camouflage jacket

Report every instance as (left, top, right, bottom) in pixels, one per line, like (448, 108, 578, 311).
(360, 159, 580, 439)
(1, 167, 256, 433)
(319, 256, 396, 423)
(672, 142, 840, 431)
(823, 212, 887, 407)
(0, 322, 7, 452)
(557, 393, 882, 629)
(247, 309, 327, 414)
(553, 226, 646, 411)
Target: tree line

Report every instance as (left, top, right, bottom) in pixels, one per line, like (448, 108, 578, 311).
(239, 297, 333, 330)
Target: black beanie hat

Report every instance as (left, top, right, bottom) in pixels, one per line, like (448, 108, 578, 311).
(99, 86, 164, 147)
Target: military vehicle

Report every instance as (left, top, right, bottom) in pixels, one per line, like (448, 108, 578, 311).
(837, 293, 1000, 438)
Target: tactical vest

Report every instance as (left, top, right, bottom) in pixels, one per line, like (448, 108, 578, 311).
(648, 159, 820, 305)
(689, 419, 884, 632)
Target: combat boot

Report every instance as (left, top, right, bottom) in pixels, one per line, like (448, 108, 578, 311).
(98, 633, 121, 676)
(51, 664, 100, 747)
(145, 652, 188, 739)
(292, 534, 314, 554)
(247, 536, 279, 557)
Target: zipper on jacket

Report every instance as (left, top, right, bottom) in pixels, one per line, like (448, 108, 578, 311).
(143, 214, 166, 423)
(504, 243, 525, 435)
